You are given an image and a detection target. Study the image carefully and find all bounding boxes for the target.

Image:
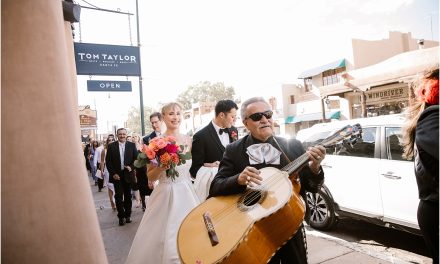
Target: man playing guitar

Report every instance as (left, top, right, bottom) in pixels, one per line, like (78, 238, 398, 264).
(209, 97, 326, 263)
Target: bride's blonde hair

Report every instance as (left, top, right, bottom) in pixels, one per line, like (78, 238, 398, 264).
(161, 102, 183, 115)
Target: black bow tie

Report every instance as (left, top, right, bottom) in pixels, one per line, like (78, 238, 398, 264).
(219, 128, 229, 135)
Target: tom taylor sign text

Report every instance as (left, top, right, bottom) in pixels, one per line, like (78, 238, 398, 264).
(74, 42, 140, 76)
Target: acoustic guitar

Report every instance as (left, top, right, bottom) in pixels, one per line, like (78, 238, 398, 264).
(178, 124, 362, 264)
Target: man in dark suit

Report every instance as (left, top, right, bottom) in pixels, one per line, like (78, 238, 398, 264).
(209, 97, 326, 264)
(142, 112, 163, 145)
(142, 112, 163, 190)
(105, 128, 139, 226)
(190, 99, 239, 178)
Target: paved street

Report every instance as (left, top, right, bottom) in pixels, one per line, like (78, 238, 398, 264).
(91, 179, 431, 264)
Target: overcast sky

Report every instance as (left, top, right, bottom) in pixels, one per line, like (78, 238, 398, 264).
(74, 0, 439, 133)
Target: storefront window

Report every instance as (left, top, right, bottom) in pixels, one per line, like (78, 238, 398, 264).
(348, 83, 409, 119)
(367, 101, 408, 117)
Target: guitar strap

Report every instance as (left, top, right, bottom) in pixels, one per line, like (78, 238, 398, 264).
(272, 136, 292, 163)
(272, 136, 301, 181)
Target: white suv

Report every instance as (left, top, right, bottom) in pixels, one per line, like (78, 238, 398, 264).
(298, 114, 420, 234)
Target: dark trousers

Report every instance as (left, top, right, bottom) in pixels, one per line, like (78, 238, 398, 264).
(268, 225, 308, 264)
(418, 200, 439, 264)
(114, 171, 132, 220)
(136, 167, 152, 209)
(97, 162, 104, 190)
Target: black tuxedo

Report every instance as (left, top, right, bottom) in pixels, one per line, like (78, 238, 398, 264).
(209, 134, 324, 264)
(142, 131, 160, 145)
(190, 122, 238, 178)
(105, 140, 138, 220)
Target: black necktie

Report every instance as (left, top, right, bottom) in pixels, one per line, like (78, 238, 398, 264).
(219, 128, 229, 135)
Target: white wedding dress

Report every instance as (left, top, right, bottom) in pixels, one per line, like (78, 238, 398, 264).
(125, 159, 200, 264)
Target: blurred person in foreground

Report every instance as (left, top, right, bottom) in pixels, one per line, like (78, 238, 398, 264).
(402, 66, 439, 264)
(209, 97, 326, 263)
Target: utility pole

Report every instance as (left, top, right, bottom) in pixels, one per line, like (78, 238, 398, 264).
(136, 0, 145, 135)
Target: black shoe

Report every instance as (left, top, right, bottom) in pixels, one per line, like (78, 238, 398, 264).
(119, 218, 125, 226)
(142, 207, 146, 212)
(125, 217, 132, 223)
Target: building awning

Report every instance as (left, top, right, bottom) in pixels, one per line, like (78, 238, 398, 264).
(298, 59, 346, 79)
(345, 46, 439, 91)
(318, 47, 439, 97)
(285, 111, 340, 124)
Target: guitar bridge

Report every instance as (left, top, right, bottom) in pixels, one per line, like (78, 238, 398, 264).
(203, 212, 219, 246)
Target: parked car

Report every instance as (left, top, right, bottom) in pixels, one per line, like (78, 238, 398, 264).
(298, 114, 420, 235)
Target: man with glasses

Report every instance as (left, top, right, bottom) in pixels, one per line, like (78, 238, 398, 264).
(142, 112, 163, 191)
(142, 112, 163, 145)
(209, 97, 326, 263)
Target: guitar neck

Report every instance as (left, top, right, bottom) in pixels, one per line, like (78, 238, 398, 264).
(281, 152, 310, 177)
(277, 124, 358, 178)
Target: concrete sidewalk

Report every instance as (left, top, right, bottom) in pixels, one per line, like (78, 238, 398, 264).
(91, 181, 421, 264)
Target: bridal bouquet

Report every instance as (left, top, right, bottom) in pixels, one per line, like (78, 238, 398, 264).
(134, 136, 191, 180)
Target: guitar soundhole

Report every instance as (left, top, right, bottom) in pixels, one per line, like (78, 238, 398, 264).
(238, 190, 265, 211)
(243, 191, 261, 206)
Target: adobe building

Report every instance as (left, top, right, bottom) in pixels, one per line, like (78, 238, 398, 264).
(281, 31, 439, 136)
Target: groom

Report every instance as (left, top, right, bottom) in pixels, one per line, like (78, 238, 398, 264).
(190, 100, 239, 178)
(106, 128, 139, 226)
(190, 100, 239, 201)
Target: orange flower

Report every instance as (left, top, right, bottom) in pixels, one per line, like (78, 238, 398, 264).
(143, 145, 156, 160)
(170, 153, 180, 164)
(165, 135, 176, 143)
(155, 138, 168, 149)
(148, 141, 158, 152)
(160, 152, 172, 166)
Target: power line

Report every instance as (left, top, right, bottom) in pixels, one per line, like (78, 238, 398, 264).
(76, 0, 133, 15)
(78, 0, 100, 9)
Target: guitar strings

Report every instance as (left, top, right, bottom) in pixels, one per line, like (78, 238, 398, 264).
(205, 126, 354, 238)
(211, 154, 309, 224)
(209, 134, 336, 224)
(210, 152, 310, 224)
(212, 170, 288, 225)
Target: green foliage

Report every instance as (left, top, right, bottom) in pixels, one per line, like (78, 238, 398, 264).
(134, 152, 147, 168)
(125, 105, 156, 135)
(176, 81, 236, 110)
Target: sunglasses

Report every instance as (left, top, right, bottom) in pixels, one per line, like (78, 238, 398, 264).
(246, 110, 273, 121)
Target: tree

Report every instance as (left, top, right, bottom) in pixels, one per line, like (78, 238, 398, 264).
(176, 81, 236, 110)
(125, 105, 155, 135)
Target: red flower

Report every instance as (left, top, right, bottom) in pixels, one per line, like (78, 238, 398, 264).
(164, 143, 179, 153)
(135, 136, 192, 181)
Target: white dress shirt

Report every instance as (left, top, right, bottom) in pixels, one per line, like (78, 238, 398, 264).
(119, 142, 125, 170)
(212, 121, 229, 148)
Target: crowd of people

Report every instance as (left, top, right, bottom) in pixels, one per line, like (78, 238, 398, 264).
(81, 66, 438, 264)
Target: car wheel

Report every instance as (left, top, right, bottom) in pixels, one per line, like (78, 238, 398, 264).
(305, 188, 337, 230)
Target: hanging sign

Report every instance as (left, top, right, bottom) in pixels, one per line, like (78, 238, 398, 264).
(74, 42, 141, 76)
(78, 106, 97, 130)
(87, 80, 132, 92)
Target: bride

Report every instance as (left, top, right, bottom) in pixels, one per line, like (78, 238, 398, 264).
(125, 102, 200, 264)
